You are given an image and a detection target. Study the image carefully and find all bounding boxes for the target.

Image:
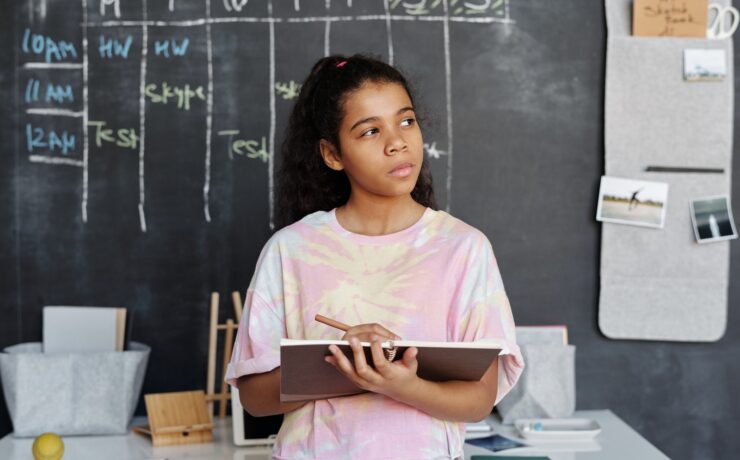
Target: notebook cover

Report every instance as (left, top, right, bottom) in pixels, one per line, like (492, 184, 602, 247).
(471, 456, 550, 460)
(280, 340, 501, 402)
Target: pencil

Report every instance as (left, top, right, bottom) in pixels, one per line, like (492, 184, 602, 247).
(315, 314, 351, 332)
(314, 314, 398, 361)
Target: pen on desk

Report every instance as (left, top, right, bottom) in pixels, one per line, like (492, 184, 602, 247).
(645, 166, 725, 174)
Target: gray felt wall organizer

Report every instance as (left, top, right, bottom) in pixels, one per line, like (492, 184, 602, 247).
(600, 0, 734, 341)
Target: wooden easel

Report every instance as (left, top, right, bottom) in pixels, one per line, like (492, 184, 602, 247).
(205, 291, 243, 419)
(133, 390, 214, 446)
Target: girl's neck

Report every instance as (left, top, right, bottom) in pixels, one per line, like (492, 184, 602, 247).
(336, 195, 426, 237)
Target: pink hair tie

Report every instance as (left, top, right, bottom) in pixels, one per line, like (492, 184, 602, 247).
(336, 60, 348, 68)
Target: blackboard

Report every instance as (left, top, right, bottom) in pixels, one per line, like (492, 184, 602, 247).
(1, 1, 738, 459)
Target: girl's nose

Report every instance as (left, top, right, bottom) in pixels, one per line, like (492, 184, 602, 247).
(384, 131, 407, 156)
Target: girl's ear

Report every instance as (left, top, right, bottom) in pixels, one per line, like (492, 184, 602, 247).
(319, 139, 344, 171)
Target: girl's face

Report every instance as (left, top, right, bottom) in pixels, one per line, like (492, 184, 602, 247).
(320, 81, 424, 201)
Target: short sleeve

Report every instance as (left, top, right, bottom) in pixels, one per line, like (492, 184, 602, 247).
(224, 289, 285, 386)
(224, 234, 288, 387)
(448, 232, 525, 405)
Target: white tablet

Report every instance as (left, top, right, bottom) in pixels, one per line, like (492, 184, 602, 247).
(230, 386, 283, 446)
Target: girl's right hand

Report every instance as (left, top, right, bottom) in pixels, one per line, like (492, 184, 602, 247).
(341, 323, 400, 342)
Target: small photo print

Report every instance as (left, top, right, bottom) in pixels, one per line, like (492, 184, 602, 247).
(684, 49, 726, 82)
(596, 176, 669, 228)
(690, 195, 738, 244)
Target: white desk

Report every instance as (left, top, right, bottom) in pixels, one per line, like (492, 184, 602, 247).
(0, 410, 668, 460)
(464, 410, 669, 460)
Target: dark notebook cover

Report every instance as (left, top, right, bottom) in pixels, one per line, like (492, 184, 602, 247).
(471, 457, 550, 460)
(466, 434, 526, 452)
(280, 339, 502, 402)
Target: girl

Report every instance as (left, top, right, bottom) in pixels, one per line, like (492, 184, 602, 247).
(226, 54, 524, 460)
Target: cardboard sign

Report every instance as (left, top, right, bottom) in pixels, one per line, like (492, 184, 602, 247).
(633, 0, 708, 37)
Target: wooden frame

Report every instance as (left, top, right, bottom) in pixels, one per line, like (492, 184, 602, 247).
(205, 291, 243, 418)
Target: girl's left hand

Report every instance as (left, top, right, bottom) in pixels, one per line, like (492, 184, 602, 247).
(324, 335, 420, 400)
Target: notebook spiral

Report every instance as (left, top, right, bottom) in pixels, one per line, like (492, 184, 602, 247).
(383, 342, 397, 361)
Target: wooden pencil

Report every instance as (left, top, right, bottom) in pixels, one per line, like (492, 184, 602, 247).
(314, 314, 351, 332)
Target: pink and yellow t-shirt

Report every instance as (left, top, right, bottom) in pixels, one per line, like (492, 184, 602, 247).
(226, 207, 524, 460)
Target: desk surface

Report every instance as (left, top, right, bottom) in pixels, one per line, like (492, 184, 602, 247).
(465, 410, 669, 460)
(0, 410, 668, 460)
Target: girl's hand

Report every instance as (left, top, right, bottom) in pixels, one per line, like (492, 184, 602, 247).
(325, 335, 420, 400)
(341, 323, 400, 343)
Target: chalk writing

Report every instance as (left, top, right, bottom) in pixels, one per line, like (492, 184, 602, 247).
(26, 123, 76, 154)
(293, 0, 355, 12)
(21, 28, 78, 63)
(153, 38, 190, 58)
(275, 80, 301, 100)
(424, 141, 447, 159)
(452, 0, 505, 16)
(88, 120, 139, 149)
(17, 0, 510, 227)
(222, 0, 249, 13)
(218, 130, 270, 162)
(24, 79, 40, 103)
(99, 35, 133, 59)
(390, 0, 441, 15)
(391, 0, 505, 16)
(145, 82, 205, 110)
(24, 79, 75, 104)
(100, 0, 121, 18)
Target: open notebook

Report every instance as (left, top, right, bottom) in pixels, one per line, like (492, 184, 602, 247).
(280, 339, 502, 402)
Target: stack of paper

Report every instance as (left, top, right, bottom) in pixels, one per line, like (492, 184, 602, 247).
(43, 306, 127, 353)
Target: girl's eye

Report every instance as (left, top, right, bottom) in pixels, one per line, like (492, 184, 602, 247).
(401, 118, 416, 126)
(361, 128, 378, 137)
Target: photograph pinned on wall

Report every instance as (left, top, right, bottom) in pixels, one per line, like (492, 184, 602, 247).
(596, 176, 669, 229)
(684, 49, 727, 82)
(689, 195, 738, 243)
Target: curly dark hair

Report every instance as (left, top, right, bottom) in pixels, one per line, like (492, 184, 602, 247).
(275, 53, 438, 229)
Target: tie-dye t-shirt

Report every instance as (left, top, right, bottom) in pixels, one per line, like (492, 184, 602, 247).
(226, 207, 524, 460)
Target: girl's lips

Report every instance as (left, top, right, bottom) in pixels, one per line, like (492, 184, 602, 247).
(388, 163, 414, 178)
